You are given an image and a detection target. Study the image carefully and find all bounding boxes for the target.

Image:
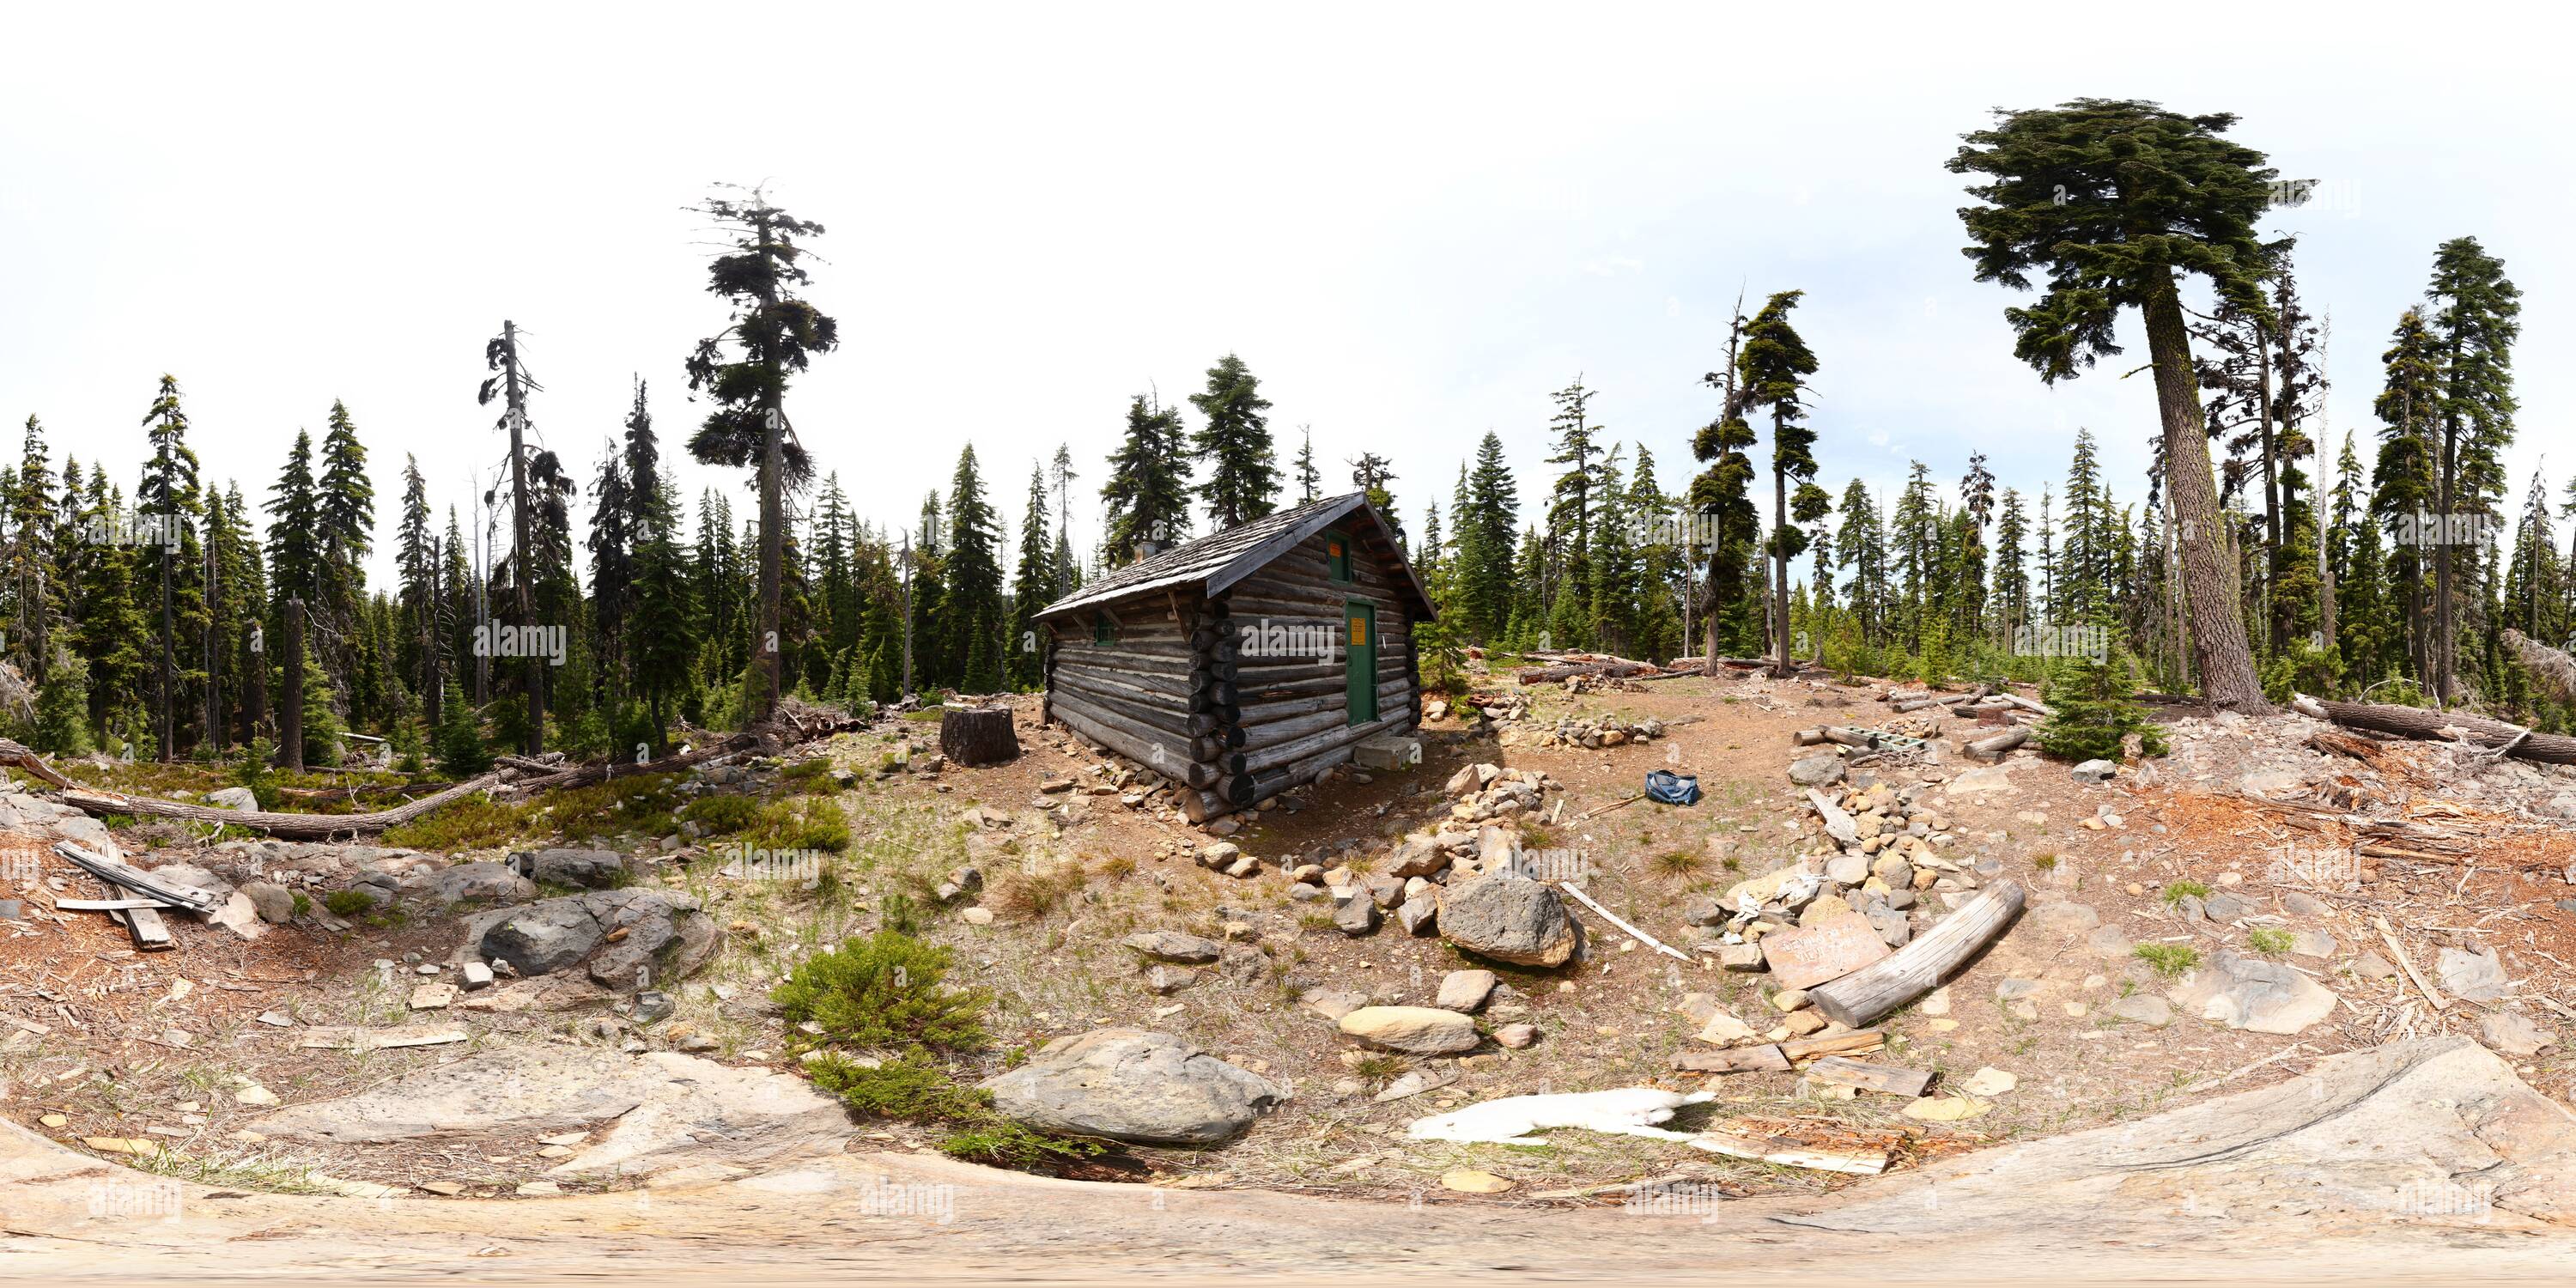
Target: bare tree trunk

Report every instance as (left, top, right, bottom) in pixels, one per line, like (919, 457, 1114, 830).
(157, 543, 174, 761)
(1771, 453, 1792, 677)
(2141, 276, 2269, 712)
(281, 598, 305, 773)
(243, 619, 266, 745)
(501, 320, 544, 754)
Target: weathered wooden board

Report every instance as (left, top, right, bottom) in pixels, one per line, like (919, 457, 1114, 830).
(1760, 918, 1893, 991)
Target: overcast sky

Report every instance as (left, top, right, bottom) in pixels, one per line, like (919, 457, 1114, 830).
(4, 3, 2568, 587)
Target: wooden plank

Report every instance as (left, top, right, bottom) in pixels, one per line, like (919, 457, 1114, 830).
(1807, 789, 1857, 845)
(1689, 1125, 1890, 1176)
(297, 1026, 470, 1051)
(1761, 918, 1893, 991)
(1675, 1044, 1791, 1073)
(1803, 1056, 1935, 1097)
(58, 898, 180, 911)
(108, 906, 174, 951)
(52, 842, 222, 913)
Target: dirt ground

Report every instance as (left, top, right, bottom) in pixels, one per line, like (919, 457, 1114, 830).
(3, 662, 2573, 1207)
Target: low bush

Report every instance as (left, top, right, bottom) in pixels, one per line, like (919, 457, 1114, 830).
(771, 930, 991, 1054)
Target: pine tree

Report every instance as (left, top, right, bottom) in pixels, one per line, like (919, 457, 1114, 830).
(2372, 307, 2441, 693)
(1951, 98, 2274, 710)
(1101, 393, 1192, 563)
(1738, 291, 1820, 675)
(2422, 236, 2521, 704)
(1455, 432, 1520, 643)
(1008, 461, 1054, 690)
(683, 187, 838, 720)
(944, 446, 1005, 692)
(1294, 427, 1321, 503)
(137, 374, 203, 758)
(1691, 302, 1762, 661)
(1189, 354, 1279, 529)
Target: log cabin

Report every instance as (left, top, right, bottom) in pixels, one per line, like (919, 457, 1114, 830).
(1034, 492, 1433, 822)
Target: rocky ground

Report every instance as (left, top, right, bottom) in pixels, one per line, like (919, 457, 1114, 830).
(3, 662, 2573, 1215)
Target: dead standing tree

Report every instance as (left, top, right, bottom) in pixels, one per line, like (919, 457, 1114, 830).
(479, 322, 545, 756)
(685, 186, 838, 722)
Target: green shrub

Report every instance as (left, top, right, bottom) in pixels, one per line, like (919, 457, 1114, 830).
(772, 930, 991, 1054)
(234, 738, 283, 811)
(681, 794, 763, 835)
(938, 1121, 1104, 1170)
(2134, 944, 2200, 976)
(2247, 927, 2294, 956)
(323, 889, 376, 916)
(805, 1053, 990, 1121)
(2160, 878, 2211, 906)
(434, 681, 492, 777)
(746, 796, 850, 852)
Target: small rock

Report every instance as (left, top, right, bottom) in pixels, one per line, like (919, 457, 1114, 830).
(2105, 993, 2173, 1028)
(1125, 931, 1225, 963)
(1789, 755, 1846, 788)
(1436, 969, 1498, 1012)
(1441, 1167, 1513, 1194)
(2477, 1010, 2557, 1057)
(409, 983, 459, 1011)
(1959, 1066, 2018, 1097)
(1334, 897, 1382, 937)
(962, 907, 995, 926)
(1340, 1005, 1479, 1054)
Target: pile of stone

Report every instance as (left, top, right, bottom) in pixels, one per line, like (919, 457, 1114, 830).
(1440, 762, 1562, 823)
(1516, 714, 1666, 751)
(1685, 774, 1987, 967)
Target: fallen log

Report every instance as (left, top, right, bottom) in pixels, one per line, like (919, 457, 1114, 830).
(1963, 727, 2030, 761)
(1515, 659, 1658, 684)
(1893, 685, 1989, 714)
(1809, 882, 2025, 1029)
(52, 774, 505, 841)
(2290, 694, 2576, 765)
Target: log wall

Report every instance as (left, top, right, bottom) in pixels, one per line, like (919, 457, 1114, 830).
(1044, 518, 1422, 820)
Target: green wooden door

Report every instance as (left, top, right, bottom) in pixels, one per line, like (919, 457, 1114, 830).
(1345, 600, 1376, 726)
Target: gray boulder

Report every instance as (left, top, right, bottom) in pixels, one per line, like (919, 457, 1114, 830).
(981, 1028, 1287, 1147)
(2070, 759, 2118, 785)
(405, 861, 537, 907)
(204, 786, 261, 811)
(519, 848, 627, 889)
(1789, 755, 1846, 787)
(1438, 875, 1576, 967)
(240, 880, 297, 924)
(469, 889, 715, 990)
(479, 901, 605, 975)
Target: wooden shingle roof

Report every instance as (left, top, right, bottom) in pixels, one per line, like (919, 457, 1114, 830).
(1036, 492, 1435, 622)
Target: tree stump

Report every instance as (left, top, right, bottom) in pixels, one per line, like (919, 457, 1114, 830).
(939, 705, 1019, 767)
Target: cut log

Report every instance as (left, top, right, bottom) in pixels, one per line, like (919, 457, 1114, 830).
(2290, 693, 2576, 764)
(1808, 882, 2025, 1029)
(1963, 727, 2030, 761)
(1514, 660, 1658, 684)
(937, 705, 1020, 768)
